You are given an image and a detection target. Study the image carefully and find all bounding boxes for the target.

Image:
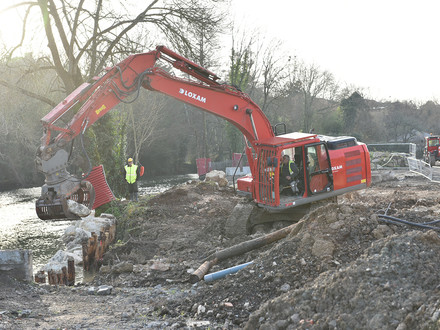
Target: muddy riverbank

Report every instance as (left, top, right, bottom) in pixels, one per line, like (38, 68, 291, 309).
(3, 171, 440, 329)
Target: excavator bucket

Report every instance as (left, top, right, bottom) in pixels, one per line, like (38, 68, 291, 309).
(36, 180, 95, 221)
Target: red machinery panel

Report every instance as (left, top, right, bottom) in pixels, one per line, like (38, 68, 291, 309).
(86, 165, 115, 209)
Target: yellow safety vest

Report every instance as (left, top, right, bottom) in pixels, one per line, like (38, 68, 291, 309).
(125, 165, 138, 184)
(281, 160, 296, 175)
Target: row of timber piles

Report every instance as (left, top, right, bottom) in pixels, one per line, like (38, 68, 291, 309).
(34, 258, 75, 286)
(82, 225, 116, 271)
(34, 213, 116, 285)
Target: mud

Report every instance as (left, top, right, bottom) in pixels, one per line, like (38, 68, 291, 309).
(2, 172, 440, 329)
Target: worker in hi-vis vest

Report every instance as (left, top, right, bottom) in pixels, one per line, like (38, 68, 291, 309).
(124, 157, 142, 201)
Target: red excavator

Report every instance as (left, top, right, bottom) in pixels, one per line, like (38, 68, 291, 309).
(423, 134, 440, 166)
(35, 45, 371, 220)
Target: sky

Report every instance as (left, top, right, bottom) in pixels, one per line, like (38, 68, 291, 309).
(1, 0, 439, 103)
(230, 0, 440, 103)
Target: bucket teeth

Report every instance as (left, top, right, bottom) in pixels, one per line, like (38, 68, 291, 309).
(36, 183, 95, 221)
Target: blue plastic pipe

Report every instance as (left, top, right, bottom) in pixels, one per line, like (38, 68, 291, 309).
(204, 261, 254, 282)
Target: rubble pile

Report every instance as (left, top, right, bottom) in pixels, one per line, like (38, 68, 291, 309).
(3, 172, 440, 329)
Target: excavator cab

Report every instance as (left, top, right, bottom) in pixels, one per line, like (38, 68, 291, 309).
(251, 133, 334, 211)
(238, 132, 370, 212)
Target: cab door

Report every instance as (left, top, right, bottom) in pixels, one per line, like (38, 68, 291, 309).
(305, 143, 333, 195)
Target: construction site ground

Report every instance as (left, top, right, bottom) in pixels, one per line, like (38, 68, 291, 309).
(3, 170, 440, 329)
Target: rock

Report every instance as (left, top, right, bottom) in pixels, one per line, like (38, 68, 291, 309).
(42, 250, 82, 273)
(280, 283, 290, 292)
(372, 225, 394, 239)
(99, 265, 112, 274)
(112, 261, 133, 274)
(19, 309, 32, 318)
(328, 320, 337, 328)
(149, 260, 170, 271)
(311, 239, 335, 258)
(97, 285, 113, 295)
(63, 225, 77, 239)
(274, 320, 288, 328)
(396, 322, 407, 330)
(290, 313, 300, 323)
(99, 213, 115, 219)
(225, 203, 254, 237)
(67, 199, 91, 217)
(197, 305, 206, 315)
(77, 216, 115, 235)
(218, 178, 229, 187)
(205, 170, 227, 183)
(368, 313, 385, 329)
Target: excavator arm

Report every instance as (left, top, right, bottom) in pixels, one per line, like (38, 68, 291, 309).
(36, 46, 274, 220)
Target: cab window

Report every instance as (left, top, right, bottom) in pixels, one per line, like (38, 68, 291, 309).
(306, 144, 332, 194)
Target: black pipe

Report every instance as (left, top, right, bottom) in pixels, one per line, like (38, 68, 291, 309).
(378, 214, 440, 231)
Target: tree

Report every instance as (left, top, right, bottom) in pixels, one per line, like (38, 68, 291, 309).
(340, 91, 366, 131)
(0, 0, 226, 191)
(0, 55, 54, 188)
(1, 0, 226, 96)
(384, 101, 420, 142)
(126, 91, 163, 163)
(258, 40, 289, 115)
(288, 61, 338, 133)
(181, 5, 225, 161)
(419, 100, 440, 133)
(224, 30, 260, 156)
(229, 31, 257, 94)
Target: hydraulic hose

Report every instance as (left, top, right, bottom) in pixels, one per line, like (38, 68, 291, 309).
(377, 202, 440, 231)
(79, 126, 93, 180)
(111, 67, 149, 104)
(378, 214, 440, 231)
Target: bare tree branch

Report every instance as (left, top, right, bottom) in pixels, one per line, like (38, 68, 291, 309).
(0, 79, 56, 106)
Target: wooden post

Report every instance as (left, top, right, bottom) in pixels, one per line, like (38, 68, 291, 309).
(205, 219, 305, 262)
(67, 258, 75, 286)
(61, 266, 68, 285)
(34, 270, 46, 284)
(81, 224, 116, 273)
(190, 258, 218, 283)
(48, 270, 58, 285)
(190, 220, 306, 283)
(83, 232, 98, 270)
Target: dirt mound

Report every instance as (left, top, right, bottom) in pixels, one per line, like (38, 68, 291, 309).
(246, 230, 440, 329)
(4, 172, 440, 329)
(90, 175, 440, 328)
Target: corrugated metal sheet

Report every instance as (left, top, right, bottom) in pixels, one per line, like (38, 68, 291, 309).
(87, 165, 116, 209)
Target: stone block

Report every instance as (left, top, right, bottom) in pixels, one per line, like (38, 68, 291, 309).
(0, 249, 33, 282)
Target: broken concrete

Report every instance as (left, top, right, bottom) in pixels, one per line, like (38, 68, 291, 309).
(0, 249, 33, 282)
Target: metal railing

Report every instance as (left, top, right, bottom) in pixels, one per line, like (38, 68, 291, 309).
(407, 157, 434, 181)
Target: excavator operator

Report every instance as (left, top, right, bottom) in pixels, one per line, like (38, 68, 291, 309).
(279, 154, 300, 195)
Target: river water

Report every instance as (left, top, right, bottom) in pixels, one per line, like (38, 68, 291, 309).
(0, 174, 198, 276)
